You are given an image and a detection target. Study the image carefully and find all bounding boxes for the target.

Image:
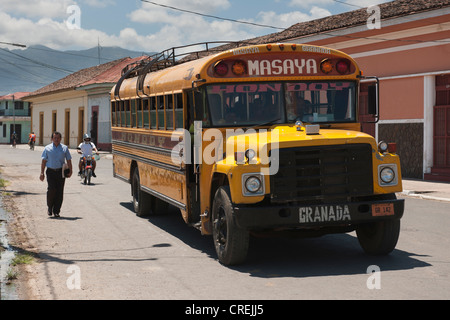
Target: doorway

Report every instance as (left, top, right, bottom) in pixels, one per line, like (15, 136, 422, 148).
(78, 107, 84, 145)
(65, 109, 70, 146)
(10, 124, 21, 144)
(39, 112, 44, 145)
(91, 106, 98, 146)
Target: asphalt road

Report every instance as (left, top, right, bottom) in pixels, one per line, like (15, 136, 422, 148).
(1, 144, 449, 300)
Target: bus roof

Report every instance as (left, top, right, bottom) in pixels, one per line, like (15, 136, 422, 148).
(111, 43, 360, 100)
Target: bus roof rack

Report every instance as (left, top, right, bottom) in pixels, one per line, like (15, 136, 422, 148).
(114, 41, 251, 99)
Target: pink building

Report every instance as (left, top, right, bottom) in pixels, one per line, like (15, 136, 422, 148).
(247, 0, 450, 181)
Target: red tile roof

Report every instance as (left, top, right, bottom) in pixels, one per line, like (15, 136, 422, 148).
(0, 92, 31, 100)
(25, 56, 147, 99)
(78, 56, 145, 87)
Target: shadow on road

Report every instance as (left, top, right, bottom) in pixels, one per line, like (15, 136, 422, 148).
(119, 201, 431, 278)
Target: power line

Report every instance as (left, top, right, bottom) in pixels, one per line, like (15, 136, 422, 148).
(0, 41, 26, 48)
(0, 48, 74, 74)
(140, 0, 285, 30)
(142, 0, 450, 46)
(27, 46, 115, 62)
(332, 0, 363, 9)
(0, 56, 53, 85)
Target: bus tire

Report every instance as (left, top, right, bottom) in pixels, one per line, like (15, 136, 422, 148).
(356, 219, 400, 255)
(132, 168, 152, 217)
(212, 186, 249, 265)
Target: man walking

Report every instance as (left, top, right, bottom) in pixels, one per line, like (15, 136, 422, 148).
(40, 131, 73, 217)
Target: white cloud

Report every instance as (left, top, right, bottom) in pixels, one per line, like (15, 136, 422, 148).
(0, 0, 333, 53)
(344, 0, 389, 7)
(82, 0, 116, 8)
(289, 0, 334, 9)
(0, 0, 77, 19)
(138, 0, 231, 16)
(127, 1, 332, 50)
(254, 6, 331, 29)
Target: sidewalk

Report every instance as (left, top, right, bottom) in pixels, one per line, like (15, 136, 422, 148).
(13, 143, 112, 159)
(10, 144, 450, 203)
(401, 178, 450, 203)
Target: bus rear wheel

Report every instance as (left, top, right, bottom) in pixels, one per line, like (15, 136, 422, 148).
(132, 168, 152, 217)
(212, 186, 249, 265)
(132, 168, 168, 216)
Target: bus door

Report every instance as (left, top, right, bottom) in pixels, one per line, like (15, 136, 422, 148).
(186, 89, 202, 224)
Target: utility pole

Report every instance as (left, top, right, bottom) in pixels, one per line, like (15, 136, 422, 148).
(12, 94, 15, 133)
(97, 38, 101, 65)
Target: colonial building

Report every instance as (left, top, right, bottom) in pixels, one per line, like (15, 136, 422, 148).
(227, 0, 450, 181)
(0, 92, 31, 144)
(24, 57, 144, 151)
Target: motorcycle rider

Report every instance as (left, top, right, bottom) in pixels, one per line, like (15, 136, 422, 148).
(77, 134, 98, 177)
(28, 131, 36, 149)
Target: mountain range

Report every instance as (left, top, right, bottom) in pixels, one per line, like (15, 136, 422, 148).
(0, 45, 154, 96)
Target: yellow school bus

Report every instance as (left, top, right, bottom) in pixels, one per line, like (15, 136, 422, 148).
(111, 43, 404, 265)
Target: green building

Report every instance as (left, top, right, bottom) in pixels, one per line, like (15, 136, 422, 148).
(0, 92, 31, 144)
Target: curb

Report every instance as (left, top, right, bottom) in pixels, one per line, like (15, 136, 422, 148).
(398, 190, 450, 203)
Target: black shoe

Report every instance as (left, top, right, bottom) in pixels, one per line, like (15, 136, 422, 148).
(78, 171, 82, 176)
(92, 172, 96, 177)
(47, 210, 52, 216)
(54, 213, 60, 218)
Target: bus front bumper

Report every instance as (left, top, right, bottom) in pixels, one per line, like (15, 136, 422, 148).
(233, 198, 404, 230)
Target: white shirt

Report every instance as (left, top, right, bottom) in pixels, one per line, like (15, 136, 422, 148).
(78, 141, 96, 156)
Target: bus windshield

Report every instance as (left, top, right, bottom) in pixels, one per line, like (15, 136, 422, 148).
(205, 81, 356, 126)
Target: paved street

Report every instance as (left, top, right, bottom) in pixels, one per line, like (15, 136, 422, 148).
(1, 144, 450, 300)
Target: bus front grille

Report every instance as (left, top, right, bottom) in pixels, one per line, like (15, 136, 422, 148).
(270, 144, 373, 203)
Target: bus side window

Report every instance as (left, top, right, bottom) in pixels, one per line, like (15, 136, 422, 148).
(143, 98, 149, 128)
(131, 99, 137, 128)
(186, 90, 194, 130)
(125, 100, 131, 127)
(157, 96, 165, 129)
(175, 93, 183, 129)
(166, 94, 174, 130)
(120, 100, 126, 127)
(111, 101, 116, 127)
(136, 98, 143, 128)
(150, 96, 157, 129)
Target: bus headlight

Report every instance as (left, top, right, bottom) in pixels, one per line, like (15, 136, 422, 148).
(378, 164, 398, 186)
(245, 148, 256, 163)
(242, 173, 265, 196)
(378, 141, 388, 153)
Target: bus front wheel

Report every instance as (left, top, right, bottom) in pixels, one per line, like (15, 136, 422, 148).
(356, 219, 400, 255)
(212, 186, 249, 265)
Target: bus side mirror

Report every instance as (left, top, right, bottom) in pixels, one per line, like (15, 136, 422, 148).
(361, 76, 379, 123)
(368, 84, 377, 115)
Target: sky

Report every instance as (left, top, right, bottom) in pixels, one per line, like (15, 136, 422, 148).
(0, 0, 392, 53)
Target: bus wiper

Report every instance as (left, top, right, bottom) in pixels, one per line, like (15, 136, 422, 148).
(247, 118, 281, 129)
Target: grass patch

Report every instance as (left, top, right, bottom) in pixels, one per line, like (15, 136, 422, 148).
(6, 268, 18, 281)
(11, 252, 35, 266)
(0, 178, 9, 188)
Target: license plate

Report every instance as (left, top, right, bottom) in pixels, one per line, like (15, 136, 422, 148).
(372, 203, 394, 216)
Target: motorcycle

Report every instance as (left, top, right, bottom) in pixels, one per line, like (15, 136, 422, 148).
(80, 154, 94, 185)
(29, 139, 35, 150)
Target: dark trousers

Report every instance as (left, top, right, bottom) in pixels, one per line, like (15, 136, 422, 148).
(46, 168, 66, 215)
